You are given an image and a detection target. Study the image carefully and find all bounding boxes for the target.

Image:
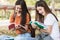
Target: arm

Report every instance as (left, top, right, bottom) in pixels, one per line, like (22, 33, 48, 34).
(26, 13, 30, 25)
(40, 25, 52, 34)
(9, 13, 15, 24)
(41, 14, 54, 34)
(24, 13, 30, 30)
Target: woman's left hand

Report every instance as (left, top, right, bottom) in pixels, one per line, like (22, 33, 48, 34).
(23, 25, 28, 31)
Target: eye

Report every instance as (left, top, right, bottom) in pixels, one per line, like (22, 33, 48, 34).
(19, 8, 22, 9)
(17, 7, 22, 10)
(39, 9, 42, 10)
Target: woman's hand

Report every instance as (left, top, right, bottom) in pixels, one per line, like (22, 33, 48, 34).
(24, 25, 28, 30)
(31, 24, 37, 29)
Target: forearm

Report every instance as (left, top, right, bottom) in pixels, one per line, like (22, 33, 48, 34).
(40, 29, 51, 34)
(40, 25, 52, 34)
(9, 13, 14, 23)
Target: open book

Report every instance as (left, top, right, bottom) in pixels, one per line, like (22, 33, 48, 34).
(30, 21, 46, 29)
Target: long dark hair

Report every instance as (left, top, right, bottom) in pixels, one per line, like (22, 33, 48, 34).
(14, 0, 35, 37)
(35, 0, 58, 23)
(14, 0, 31, 26)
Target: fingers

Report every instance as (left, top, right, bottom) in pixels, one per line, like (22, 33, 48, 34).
(31, 24, 37, 29)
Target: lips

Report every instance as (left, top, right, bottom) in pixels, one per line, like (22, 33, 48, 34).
(19, 11, 22, 13)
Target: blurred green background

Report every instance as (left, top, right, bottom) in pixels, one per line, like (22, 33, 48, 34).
(0, 0, 60, 20)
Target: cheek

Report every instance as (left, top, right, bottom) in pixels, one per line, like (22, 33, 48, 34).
(38, 10, 43, 13)
(15, 7, 17, 10)
(37, 9, 43, 14)
(15, 8, 18, 12)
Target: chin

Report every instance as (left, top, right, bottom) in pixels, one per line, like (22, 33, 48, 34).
(42, 14, 44, 15)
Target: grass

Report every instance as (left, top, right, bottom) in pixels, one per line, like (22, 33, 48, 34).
(0, 26, 17, 37)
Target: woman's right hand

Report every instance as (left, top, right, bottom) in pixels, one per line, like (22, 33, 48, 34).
(31, 24, 37, 29)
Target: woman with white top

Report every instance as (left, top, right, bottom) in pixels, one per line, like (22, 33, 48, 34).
(34, 0, 60, 40)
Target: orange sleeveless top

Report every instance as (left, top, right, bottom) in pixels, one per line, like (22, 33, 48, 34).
(9, 13, 30, 25)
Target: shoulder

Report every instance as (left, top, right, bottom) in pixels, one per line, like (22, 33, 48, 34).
(10, 12, 14, 16)
(26, 13, 30, 17)
(47, 13, 53, 17)
(46, 13, 55, 20)
(44, 13, 56, 25)
(27, 13, 29, 15)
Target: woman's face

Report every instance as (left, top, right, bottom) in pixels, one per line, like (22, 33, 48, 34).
(37, 6, 45, 16)
(15, 5, 22, 13)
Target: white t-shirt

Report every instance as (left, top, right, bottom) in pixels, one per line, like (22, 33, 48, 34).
(44, 13, 60, 40)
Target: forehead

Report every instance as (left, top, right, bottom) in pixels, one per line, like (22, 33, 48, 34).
(37, 6, 44, 9)
(15, 5, 21, 8)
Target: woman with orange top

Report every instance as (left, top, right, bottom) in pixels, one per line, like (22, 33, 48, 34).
(9, 0, 32, 37)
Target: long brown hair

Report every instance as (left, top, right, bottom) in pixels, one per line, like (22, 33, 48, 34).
(35, 0, 58, 23)
(14, 0, 35, 37)
(14, 0, 31, 26)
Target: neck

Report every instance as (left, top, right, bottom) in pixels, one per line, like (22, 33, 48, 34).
(17, 13, 21, 16)
(44, 12, 48, 18)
